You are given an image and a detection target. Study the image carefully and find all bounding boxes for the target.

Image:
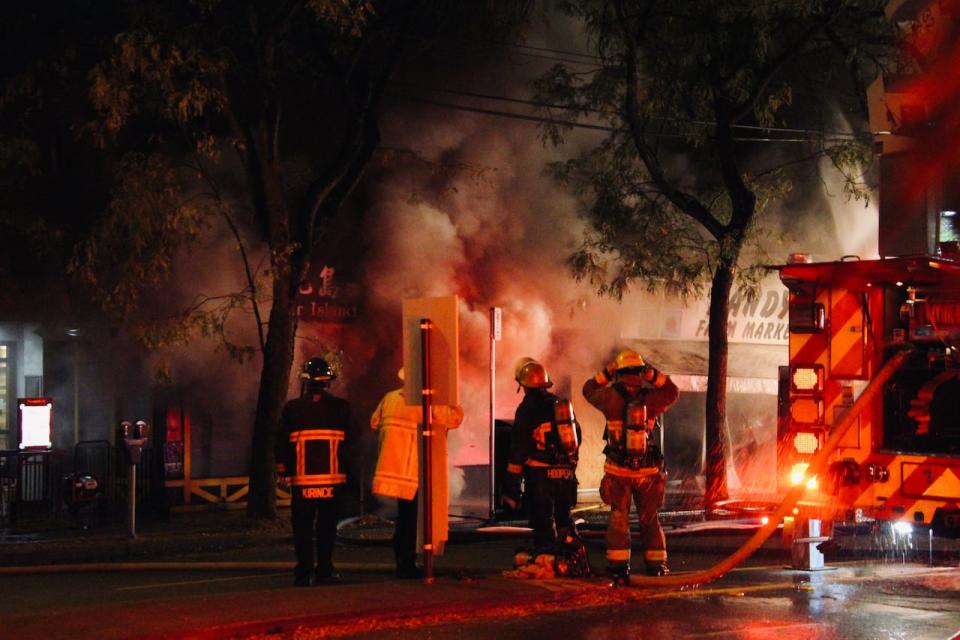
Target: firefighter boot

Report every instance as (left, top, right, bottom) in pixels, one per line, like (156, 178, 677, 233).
(396, 553, 424, 579)
(314, 571, 342, 585)
(645, 564, 669, 577)
(608, 564, 630, 587)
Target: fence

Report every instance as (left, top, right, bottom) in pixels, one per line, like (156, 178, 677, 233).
(0, 445, 158, 526)
(0, 443, 293, 526)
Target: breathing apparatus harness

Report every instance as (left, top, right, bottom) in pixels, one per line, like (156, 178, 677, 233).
(604, 384, 663, 471)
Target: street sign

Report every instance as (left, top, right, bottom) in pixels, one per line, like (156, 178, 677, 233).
(402, 296, 460, 406)
(491, 307, 502, 340)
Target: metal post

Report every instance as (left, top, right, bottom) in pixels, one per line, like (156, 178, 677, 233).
(73, 337, 80, 447)
(790, 517, 826, 570)
(128, 463, 137, 538)
(488, 307, 500, 521)
(420, 318, 434, 583)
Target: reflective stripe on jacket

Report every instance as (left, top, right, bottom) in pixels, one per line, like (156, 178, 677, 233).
(275, 392, 350, 492)
(288, 429, 346, 486)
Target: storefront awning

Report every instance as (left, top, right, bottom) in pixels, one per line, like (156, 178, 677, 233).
(626, 339, 786, 394)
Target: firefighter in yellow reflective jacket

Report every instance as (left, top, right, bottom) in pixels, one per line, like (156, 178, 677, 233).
(583, 349, 679, 585)
(370, 369, 464, 578)
(275, 357, 351, 587)
(503, 358, 582, 550)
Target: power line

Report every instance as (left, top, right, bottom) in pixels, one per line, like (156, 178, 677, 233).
(393, 93, 860, 144)
(392, 83, 865, 141)
(502, 41, 601, 62)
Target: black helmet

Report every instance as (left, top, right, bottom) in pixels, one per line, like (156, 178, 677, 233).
(300, 357, 336, 382)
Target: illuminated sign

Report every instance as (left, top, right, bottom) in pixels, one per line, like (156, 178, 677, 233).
(18, 398, 53, 450)
(676, 277, 790, 345)
(296, 265, 361, 324)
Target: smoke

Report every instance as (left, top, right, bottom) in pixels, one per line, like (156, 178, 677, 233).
(821, 108, 880, 260)
(143, 205, 269, 477)
(129, 16, 884, 499)
(330, 104, 648, 499)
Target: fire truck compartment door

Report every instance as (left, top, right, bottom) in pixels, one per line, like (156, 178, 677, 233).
(828, 288, 867, 379)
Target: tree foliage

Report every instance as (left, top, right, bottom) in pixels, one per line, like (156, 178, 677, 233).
(53, 0, 530, 518)
(535, 0, 895, 504)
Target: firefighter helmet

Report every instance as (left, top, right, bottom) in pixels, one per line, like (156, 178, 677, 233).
(300, 357, 336, 382)
(515, 358, 553, 389)
(614, 349, 645, 371)
(514, 357, 536, 381)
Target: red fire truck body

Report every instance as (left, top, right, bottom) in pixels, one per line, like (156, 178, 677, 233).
(778, 255, 960, 536)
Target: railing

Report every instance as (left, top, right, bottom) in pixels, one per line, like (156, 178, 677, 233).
(0, 445, 290, 523)
(0, 450, 67, 521)
(163, 476, 291, 512)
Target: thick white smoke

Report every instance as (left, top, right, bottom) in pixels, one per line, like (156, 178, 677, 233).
(353, 106, 652, 497)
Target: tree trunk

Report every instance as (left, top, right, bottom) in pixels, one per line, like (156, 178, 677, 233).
(704, 256, 735, 510)
(246, 269, 300, 519)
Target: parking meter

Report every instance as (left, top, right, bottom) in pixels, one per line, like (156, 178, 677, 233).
(119, 419, 151, 538)
(119, 420, 151, 464)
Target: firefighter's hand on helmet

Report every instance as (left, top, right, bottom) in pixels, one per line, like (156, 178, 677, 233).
(501, 474, 522, 510)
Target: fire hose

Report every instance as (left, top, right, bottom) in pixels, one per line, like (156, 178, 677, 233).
(621, 348, 911, 588)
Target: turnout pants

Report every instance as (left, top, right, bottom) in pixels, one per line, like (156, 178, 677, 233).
(525, 466, 578, 549)
(291, 492, 339, 581)
(600, 470, 667, 573)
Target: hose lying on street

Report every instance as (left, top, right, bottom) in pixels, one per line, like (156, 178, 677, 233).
(622, 348, 910, 588)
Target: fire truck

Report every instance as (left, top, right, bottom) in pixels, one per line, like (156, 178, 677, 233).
(777, 254, 960, 538)
(774, 0, 960, 542)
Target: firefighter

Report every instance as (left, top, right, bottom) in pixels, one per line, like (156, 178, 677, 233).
(583, 348, 679, 585)
(370, 369, 464, 578)
(275, 357, 351, 587)
(502, 358, 582, 551)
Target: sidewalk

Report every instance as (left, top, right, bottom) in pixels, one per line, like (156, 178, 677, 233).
(0, 509, 648, 640)
(6, 506, 954, 639)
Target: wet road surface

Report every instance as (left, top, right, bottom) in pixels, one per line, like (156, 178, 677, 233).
(341, 564, 960, 640)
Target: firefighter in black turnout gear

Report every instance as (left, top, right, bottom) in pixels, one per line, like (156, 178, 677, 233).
(276, 357, 351, 586)
(502, 358, 582, 550)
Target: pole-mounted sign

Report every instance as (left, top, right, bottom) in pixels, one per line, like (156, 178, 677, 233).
(402, 296, 459, 583)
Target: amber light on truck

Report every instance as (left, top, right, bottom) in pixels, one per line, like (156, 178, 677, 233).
(792, 431, 820, 455)
(790, 462, 818, 490)
(791, 365, 823, 392)
(790, 397, 824, 424)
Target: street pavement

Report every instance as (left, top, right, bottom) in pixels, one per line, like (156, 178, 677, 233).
(2, 508, 959, 639)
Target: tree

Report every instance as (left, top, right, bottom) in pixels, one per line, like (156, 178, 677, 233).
(0, 2, 122, 318)
(62, 0, 530, 519)
(534, 0, 895, 506)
